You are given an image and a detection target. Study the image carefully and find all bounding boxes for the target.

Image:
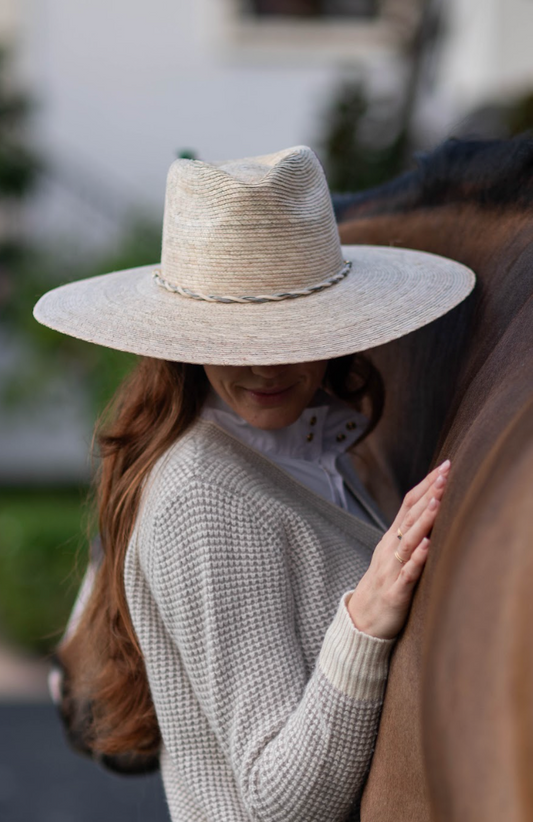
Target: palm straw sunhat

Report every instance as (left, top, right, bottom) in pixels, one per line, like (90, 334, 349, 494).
(33, 145, 475, 364)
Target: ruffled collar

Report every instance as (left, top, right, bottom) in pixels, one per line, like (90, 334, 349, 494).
(200, 388, 368, 462)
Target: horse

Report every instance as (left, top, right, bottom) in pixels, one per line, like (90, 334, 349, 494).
(335, 136, 533, 821)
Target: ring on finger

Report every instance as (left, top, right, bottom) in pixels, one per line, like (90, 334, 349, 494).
(394, 550, 408, 565)
(397, 528, 404, 540)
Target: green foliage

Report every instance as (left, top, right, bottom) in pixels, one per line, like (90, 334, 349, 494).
(177, 148, 197, 160)
(0, 142, 41, 196)
(0, 220, 162, 655)
(1, 218, 161, 416)
(0, 487, 92, 653)
(0, 45, 41, 199)
(320, 81, 409, 194)
(506, 91, 533, 136)
(0, 47, 162, 655)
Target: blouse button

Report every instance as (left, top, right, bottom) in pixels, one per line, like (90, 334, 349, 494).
(346, 421, 357, 431)
(307, 432, 314, 442)
(309, 416, 317, 426)
(336, 433, 346, 442)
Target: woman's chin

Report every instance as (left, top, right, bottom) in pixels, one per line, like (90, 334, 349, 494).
(240, 404, 302, 431)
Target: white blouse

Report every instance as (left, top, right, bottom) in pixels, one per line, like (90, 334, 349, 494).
(201, 388, 388, 529)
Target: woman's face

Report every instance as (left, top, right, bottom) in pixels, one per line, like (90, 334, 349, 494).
(203, 361, 329, 430)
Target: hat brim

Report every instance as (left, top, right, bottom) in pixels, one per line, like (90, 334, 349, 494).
(33, 245, 475, 365)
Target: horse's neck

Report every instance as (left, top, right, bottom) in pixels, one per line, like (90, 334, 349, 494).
(339, 202, 533, 269)
(341, 204, 533, 518)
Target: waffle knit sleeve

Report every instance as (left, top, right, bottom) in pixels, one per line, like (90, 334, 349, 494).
(142, 479, 394, 822)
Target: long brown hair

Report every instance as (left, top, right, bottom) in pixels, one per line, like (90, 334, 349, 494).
(57, 353, 383, 767)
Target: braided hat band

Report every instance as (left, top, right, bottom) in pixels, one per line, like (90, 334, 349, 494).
(33, 145, 476, 365)
(151, 260, 352, 304)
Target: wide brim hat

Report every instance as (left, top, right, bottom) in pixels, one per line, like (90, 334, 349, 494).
(33, 146, 476, 365)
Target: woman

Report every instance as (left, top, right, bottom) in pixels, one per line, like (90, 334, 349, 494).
(34, 145, 475, 821)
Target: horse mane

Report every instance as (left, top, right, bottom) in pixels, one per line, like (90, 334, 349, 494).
(334, 134, 533, 220)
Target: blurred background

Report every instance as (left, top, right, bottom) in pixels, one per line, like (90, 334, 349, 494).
(2, 0, 533, 818)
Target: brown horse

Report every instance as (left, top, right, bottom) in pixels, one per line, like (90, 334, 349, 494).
(336, 136, 533, 822)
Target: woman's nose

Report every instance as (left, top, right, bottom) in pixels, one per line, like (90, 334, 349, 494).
(250, 364, 289, 380)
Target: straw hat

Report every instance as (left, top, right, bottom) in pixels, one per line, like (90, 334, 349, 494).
(33, 145, 475, 365)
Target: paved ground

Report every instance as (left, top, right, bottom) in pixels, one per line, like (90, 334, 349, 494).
(0, 645, 169, 821)
(0, 703, 169, 822)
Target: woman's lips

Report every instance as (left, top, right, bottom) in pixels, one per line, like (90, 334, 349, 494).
(244, 385, 295, 406)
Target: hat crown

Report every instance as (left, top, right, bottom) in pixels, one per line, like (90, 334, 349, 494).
(159, 145, 344, 298)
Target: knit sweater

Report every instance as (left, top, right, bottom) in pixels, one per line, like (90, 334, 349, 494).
(124, 419, 395, 822)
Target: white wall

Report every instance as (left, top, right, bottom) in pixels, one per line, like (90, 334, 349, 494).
(434, 0, 533, 125)
(0, 0, 17, 37)
(496, 0, 533, 93)
(13, 0, 533, 227)
(17, 0, 359, 225)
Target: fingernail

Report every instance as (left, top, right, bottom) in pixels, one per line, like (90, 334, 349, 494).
(435, 474, 446, 488)
(429, 497, 439, 510)
(439, 459, 451, 471)
(422, 538, 430, 549)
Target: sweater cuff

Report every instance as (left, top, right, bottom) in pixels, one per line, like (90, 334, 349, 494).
(318, 590, 395, 701)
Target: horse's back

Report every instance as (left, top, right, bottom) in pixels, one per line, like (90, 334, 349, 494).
(426, 382, 533, 820)
(337, 142, 533, 821)
(362, 285, 533, 821)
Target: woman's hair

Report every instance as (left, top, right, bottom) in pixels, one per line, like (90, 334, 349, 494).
(57, 353, 384, 767)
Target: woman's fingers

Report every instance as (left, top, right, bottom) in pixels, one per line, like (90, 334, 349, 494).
(349, 465, 449, 639)
(395, 497, 440, 564)
(392, 539, 430, 593)
(393, 459, 450, 528)
(400, 471, 448, 532)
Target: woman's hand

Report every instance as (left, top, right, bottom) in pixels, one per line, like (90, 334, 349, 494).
(347, 459, 451, 640)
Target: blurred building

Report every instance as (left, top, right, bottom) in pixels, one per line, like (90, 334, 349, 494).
(418, 0, 533, 140)
(0, 0, 16, 38)
(9, 0, 423, 252)
(4, 0, 533, 246)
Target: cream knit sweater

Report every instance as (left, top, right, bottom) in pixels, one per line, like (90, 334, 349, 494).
(124, 420, 395, 822)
